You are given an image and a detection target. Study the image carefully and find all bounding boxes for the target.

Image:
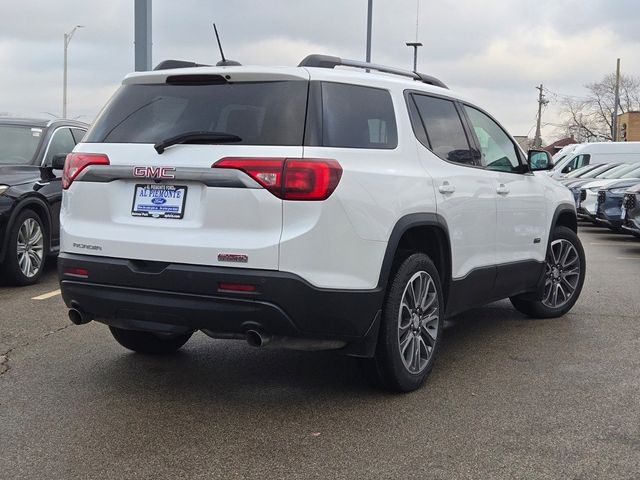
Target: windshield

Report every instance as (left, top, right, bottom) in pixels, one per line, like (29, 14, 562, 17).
(0, 125, 43, 165)
(565, 164, 597, 178)
(621, 165, 640, 179)
(576, 164, 613, 178)
(85, 81, 308, 146)
(597, 164, 637, 179)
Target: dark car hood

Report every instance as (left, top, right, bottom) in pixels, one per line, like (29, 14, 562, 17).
(0, 165, 43, 186)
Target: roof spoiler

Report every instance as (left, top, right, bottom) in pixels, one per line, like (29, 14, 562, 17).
(298, 54, 448, 89)
(154, 60, 212, 71)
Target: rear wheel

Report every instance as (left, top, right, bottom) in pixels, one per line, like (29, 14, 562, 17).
(4, 210, 47, 286)
(109, 327, 192, 354)
(361, 253, 443, 392)
(510, 226, 585, 318)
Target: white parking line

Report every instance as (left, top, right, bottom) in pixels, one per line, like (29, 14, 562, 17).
(616, 257, 640, 261)
(31, 289, 61, 301)
(589, 242, 634, 246)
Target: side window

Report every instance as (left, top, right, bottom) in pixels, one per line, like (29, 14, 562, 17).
(576, 154, 590, 169)
(463, 105, 521, 173)
(562, 154, 586, 173)
(412, 94, 478, 166)
(321, 82, 397, 149)
(71, 128, 86, 143)
(44, 128, 75, 165)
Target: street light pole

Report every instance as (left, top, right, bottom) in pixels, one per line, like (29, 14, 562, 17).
(406, 42, 423, 72)
(366, 0, 372, 63)
(63, 25, 84, 119)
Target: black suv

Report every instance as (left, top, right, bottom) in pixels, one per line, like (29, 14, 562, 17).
(0, 117, 88, 285)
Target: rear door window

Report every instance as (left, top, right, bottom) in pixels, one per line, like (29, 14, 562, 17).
(85, 81, 308, 146)
(44, 128, 75, 165)
(411, 94, 478, 166)
(320, 83, 397, 149)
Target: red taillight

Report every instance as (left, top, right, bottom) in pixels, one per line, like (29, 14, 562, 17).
(218, 282, 257, 292)
(63, 267, 89, 278)
(62, 153, 110, 189)
(213, 158, 342, 201)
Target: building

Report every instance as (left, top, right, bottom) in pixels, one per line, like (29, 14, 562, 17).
(543, 137, 576, 155)
(617, 112, 640, 141)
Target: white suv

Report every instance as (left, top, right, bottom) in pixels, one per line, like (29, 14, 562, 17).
(58, 55, 585, 391)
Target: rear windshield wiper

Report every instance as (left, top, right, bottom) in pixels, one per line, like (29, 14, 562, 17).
(154, 131, 242, 154)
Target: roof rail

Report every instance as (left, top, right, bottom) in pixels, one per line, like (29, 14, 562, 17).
(298, 54, 448, 89)
(154, 60, 212, 71)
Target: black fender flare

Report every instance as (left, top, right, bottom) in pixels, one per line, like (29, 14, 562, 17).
(550, 202, 578, 232)
(376, 212, 452, 291)
(0, 195, 52, 261)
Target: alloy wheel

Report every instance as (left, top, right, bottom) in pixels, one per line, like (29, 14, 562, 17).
(16, 218, 44, 278)
(398, 271, 440, 374)
(542, 239, 580, 308)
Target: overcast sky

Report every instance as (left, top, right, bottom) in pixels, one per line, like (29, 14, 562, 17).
(1, 0, 639, 142)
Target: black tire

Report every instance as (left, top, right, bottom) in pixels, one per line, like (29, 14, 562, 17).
(109, 327, 192, 354)
(3, 209, 47, 286)
(361, 253, 444, 392)
(510, 226, 586, 319)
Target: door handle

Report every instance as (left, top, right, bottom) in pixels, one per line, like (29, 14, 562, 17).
(496, 184, 510, 196)
(438, 182, 455, 194)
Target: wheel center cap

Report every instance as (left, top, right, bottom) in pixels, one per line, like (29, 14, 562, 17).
(412, 315, 420, 329)
(553, 267, 560, 278)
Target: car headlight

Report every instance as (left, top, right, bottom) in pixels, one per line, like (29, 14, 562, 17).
(0, 185, 9, 196)
(588, 187, 600, 192)
(610, 187, 628, 195)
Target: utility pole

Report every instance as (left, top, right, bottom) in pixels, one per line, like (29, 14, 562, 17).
(612, 58, 621, 141)
(533, 84, 548, 148)
(365, 0, 372, 63)
(134, 0, 152, 71)
(63, 25, 84, 119)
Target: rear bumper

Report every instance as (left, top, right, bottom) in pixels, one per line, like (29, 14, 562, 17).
(58, 253, 382, 357)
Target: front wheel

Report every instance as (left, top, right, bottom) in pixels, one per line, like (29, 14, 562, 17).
(4, 210, 47, 285)
(361, 253, 444, 392)
(109, 327, 192, 354)
(511, 226, 586, 318)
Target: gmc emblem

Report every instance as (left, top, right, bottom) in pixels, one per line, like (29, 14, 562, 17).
(133, 166, 176, 179)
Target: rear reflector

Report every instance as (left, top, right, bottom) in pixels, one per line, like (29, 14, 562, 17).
(213, 157, 342, 200)
(218, 282, 257, 292)
(63, 267, 89, 278)
(63, 153, 110, 189)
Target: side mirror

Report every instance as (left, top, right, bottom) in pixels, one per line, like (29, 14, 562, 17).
(51, 153, 68, 170)
(527, 149, 553, 171)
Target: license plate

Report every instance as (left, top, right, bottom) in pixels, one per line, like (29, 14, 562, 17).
(131, 184, 187, 219)
(621, 207, 627, 220)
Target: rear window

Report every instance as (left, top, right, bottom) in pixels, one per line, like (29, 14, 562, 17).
(320, 83, 397, 149)
(85, 81, 308, 145)
(0, 125, 43, 165)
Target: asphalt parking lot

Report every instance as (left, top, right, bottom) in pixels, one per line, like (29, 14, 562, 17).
(1, 225, 639, 479)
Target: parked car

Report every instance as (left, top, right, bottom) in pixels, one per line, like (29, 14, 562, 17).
(549, 142, 640, 179)
(57, 55, 585, 392)
(0, 117, 88, 284)
(622, 185, 640, 237)
(578, 164, 640, 221)
(595, 179, 640, 231)
(565, 163, 625, 204)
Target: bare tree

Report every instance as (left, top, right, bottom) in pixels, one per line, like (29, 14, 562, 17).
(560, 73, 640, 142)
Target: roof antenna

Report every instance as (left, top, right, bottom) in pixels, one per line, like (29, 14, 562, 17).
(213, 23, 241, 66)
